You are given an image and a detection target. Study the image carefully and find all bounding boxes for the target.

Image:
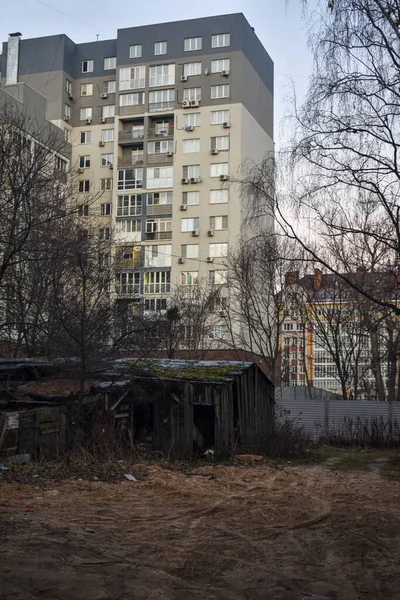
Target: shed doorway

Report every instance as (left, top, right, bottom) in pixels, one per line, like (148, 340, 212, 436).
(193, 404, 215, 450)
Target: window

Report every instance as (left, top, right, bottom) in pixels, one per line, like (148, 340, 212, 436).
(183, 62, 201, 77)
(209, 270, 227, 284)
(101, 129, 114, 143)
(210, 163, 228, 177)
(101, 203, 112, 215)
(117, 169, 143, 190)
(79, 155, 91, 168)
(79, 180, 90, 193)
(184, 37, 202, 51)
(181, 217, 199, 232)
(64, 128, 70, 142)
(284, 337, 291, 346)
(145, 298, 167, 312)
(144, 245, 172, 268)
(130, 44, 142, 58)
(64, 104, 71, 119)
(211, 110, 230, 125)
(180, 272, 198, 286)
(101, 178, 113, 191)
(211, 33, 230, 48)
(146, 219, 172, 235)
(147, 167, 173, 188)
(80, 83, 93, 96)
(144, 271, 170, 294)
(80, 107, 92, 121)
(181, 244, 199, 259)
(119, 66, 146, 90)
(65, 79, 72, 94)
(116, 272, 140, 295)
(147, 140, 173, 154)
(116, 220, 141, 233)
(117, 194, 142, 216)
(211, 84, 230, 99)
(209, 243, 228, 257)
(183, 138, 200, 153)
(210, 324, 228, 339)
(104, 80, 116, 94)
(182, 191, 200, 205)
(78, 204, 89, 217)
(104, 57, 116, 70)
(55, 156, 67, 172)
(183, 87, 201, 101)
(155, 121, 170, 134)
(82, 59, 94, 73)
(211, 135, 229, 151)
(149, 64, 175, 87)
(101, 153, 114, 167)
(149, 89, 175, 111)
(211, 58, 230, 73)
(102, 105, 115, 119)
(209, 215, 228, 230)
(119, 92, 145, 107)
(131, 125, 144, 139)
(184, 113, 201, 128)
(284, 323, 294, 331)
(210, 189, 228, 204)
(154, 41, 167, 55)
(80, 131, 91, 144)
(183, 165, 200, 179)
(147, 191, 172, 205)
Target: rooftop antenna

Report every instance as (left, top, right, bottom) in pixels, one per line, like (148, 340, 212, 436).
(96, 34, 99, 41)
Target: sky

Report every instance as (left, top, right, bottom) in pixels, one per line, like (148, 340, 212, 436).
(0, 0, 313, 148)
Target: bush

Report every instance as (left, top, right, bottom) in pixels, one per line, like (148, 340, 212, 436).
(265, 417, 313, 459)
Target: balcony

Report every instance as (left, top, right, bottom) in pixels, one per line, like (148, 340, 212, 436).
(149, 101, 175, 113)
(148, 125, 174, 139)
(118, 155, 144, 168)
(119, 104, 146, 117)
(145, 231, 172, 241)
(115, 286, 140, 297)
(146, 204, 172, 216)
(119, 130, 144, 144)
(147, 153, 173, 166)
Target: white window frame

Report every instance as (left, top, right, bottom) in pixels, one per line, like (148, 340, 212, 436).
(181, 244, 199, 259)
(209, 270, 227, 285)
(183, 165, 200, 179)
(64, 104, 71, 119)
(119, 66, 146, 90)
(183, 87, 201, 101)
(117, 194, 143, 216)
(119, 92, 145, 107)
(209, 243, 228, 257)
(117, 169, 143, 190)
(154, 41, 167, 55)
(101, 129, 114, 143)
(101, 153, 114, 167)
(183, 138, 200, 153)
(210, 189, 228, 204)
(130, 44, 142, 58)
(210, 215, 228, 230)
(146, 167, 173, 189)
(104, 80, 116, 94)
(147, 191, 172, 205)
(144, 271, 171, 294)
(79, 155, 91, 168)
(102, 105, 115, 118)
(210, 163, 228, 177)
(79, 180, 90, 193)
(149, 64, 175, 87)
(182, 191, 200, 206)
(211, 84, 230, 99)
(147, 140, 173, 154)
(211, 58, 230, 73)
(104, 57, 116, 70)
(80, 107, 92, 121)
(101, 203, 112, 216)
(183, 113, 201, 128)
(211, 33, 230, 48)
(211, 135, 229, 151)
(80, 83, 93, 96)
(184, 37, 202, 51)
(211, 110, 230, 125)
(180, 272, 198, 286)
(82, 59, 94, 73)
(183, 62, 202, 77)
(181, 217, 199, 232)
(101, 178, 113, 191)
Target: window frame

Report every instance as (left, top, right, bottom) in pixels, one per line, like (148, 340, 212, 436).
(82, 59, 94, 73)
(104, 56, 116, 70)
(184, 37, 202, 51)
(211, 84, 230, 99)
(154, 41, 167, 56)
(80, 83, 93, 96)
(211, 33, 230, 48)
(129, 44, 143, 58)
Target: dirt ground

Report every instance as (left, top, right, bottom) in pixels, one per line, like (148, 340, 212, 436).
(1, 456, 400, 600)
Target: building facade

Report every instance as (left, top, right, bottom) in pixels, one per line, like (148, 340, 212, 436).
(0, 14, 274, 335)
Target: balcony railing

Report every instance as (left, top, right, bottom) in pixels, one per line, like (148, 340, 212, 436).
(118, 156, 144, 168)
(148, 125, 174, 138)
(144, 283, 171, 294)
(146, 204, 173, 216)
(119, 104, 146, 117)
(147, 153, 173, 165)
(115, 286, 140, 297)
(145, 231, 172, 241)
(148, 101, 175, 113)
(119, 130, 144, 143)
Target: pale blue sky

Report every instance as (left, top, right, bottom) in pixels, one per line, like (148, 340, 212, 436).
(0, 0, 312, 147)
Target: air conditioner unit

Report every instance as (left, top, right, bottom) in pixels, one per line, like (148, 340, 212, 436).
(181, 178, 189, 184)
(206, 257, 213, 263)
(180, 204, 187, 211)
(101, 92, 108, 99)
(204, 68, 209, 75)
(207, 230, 214, 237)
(77, 167, 84, 174)
(182, 100, 190, 108)
(99, 117, 106, 123)
(85, 118, 92, 124)
(64, 115, 70, 121)
(190, 99, 200, 107)
(180, 75, 188, 82)
(210, 148, 219, 155)
(99, 141, 105, 147)
(191, 229, 199, 237)
(219, 174, 229, 181)
(68, 94, 74, 101)
(178, 257, 185, 264)
(221, 70, 230, 77)
(223, 122, 230, 129)
(184, 125, 194, 132)
(166, 151, 173, 157)
(190, 177, 201, 183)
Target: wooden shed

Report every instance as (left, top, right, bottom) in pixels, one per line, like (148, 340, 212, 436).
(99, 359, 275, 457)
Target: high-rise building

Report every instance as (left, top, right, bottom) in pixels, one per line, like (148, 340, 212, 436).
(0, 14, 274, 331)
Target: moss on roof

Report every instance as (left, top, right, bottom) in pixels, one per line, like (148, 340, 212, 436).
(122, 359, 252, 383)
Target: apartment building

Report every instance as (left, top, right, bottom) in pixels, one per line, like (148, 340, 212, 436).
(0, 14, 274, 332)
